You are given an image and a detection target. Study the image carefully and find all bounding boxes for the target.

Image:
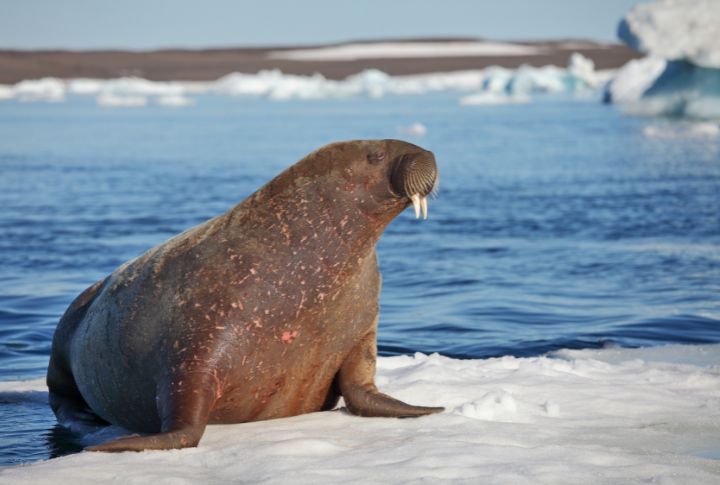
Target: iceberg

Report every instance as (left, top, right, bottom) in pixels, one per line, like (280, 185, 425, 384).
(1, 345, 719, 484)
(618, 0, 720, 68)
(604, 56, 667, 104)
(609, 0, 720, 119)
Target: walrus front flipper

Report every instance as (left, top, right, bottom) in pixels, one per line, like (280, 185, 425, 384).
(86, 371, 219, 452)
(85, 428, 205, 452)
(338, 330, 444, 418)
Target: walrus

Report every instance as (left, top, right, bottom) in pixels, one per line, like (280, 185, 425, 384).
(47, 139, 442, 452)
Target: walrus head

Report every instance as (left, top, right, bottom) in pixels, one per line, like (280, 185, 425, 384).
(326, 139, 439, 221)
(249, 140, 438, 238)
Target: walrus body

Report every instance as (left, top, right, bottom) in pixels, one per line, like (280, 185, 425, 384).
(47, 139, 441, 452)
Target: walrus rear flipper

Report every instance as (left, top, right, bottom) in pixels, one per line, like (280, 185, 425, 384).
(339, 329, 444, 418)
(342, 385, 445, 418)
(87, 370, 219, 452)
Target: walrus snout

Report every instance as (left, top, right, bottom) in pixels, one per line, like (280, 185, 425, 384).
(390, 152, 438, 219)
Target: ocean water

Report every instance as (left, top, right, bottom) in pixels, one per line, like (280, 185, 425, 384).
(1, 93, 719, 465)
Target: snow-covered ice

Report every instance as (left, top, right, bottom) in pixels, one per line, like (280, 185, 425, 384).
(2, 344, 719, 484)
(267, 41, 544, 61)
(608, 0, 720, 120)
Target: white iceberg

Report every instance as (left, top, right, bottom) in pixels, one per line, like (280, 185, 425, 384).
(1, 345, 719, 484)
(609, 0, 720, 119)
(618, 0, 720, 68)
(604, 56, 667, 104)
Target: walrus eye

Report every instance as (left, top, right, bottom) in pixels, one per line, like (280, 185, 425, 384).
(367, 151, 385, 165)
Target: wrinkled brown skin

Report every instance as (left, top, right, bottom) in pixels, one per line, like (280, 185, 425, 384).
(47, 139, 443, 452)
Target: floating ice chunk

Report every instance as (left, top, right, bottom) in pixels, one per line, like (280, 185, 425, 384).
(624, 61, 720, 120)
(67, 78, 104, 95)
(215, 70, 279, 96)
(0, 84, 14, 99)
(397, 122, 428, 137)
(567, 52, 609, 89)
(99, 77, 187, 97)
(155, 95, 195, 107)
(610, 0, 720, 120)
(508, 64, 567, 94)
(13, 77, 65, 102)
(604, 56, 667, 103)
(460, 54, 604, 105)
(619, 0, 720, 68)
(459, 92, 530, 105)
(96, 93, 148, 107)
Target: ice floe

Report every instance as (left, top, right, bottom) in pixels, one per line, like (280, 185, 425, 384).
(1, 344, 719, 484)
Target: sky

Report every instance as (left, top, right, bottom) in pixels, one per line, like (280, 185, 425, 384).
(0, 0, 643, 50)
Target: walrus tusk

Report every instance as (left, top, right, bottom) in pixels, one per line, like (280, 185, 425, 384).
(410, 194, 429, 220)
(411, 194, 421, 219)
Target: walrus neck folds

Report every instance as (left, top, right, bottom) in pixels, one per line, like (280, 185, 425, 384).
(226, 170, 390, 254)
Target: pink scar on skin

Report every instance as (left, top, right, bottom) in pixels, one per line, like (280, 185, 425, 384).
(281, 330, 299, 344)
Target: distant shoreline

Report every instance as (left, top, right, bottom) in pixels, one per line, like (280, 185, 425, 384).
(0, 38, 639, 84)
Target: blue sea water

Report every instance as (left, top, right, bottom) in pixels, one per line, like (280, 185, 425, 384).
(0, 93, 719, 465)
